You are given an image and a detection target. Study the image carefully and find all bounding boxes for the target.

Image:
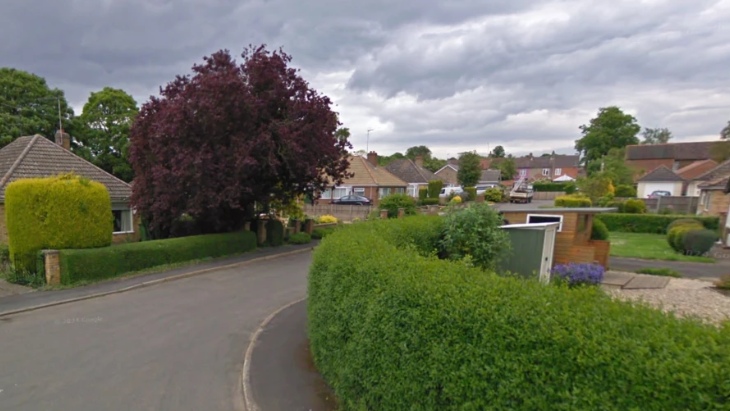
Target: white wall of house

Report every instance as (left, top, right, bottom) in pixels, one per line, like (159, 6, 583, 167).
(686, 181, 703, 197)
(637, 181, 683, 198)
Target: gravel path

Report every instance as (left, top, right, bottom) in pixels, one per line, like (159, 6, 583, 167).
(609, 278, 730, 325)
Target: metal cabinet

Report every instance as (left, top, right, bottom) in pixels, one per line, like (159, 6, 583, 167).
(498, 222, 559, 283)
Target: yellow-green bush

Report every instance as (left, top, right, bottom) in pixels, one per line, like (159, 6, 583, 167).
(554, 194, 592, 208)
(6, 174, 113, 272)
(319, 214, 338, 224)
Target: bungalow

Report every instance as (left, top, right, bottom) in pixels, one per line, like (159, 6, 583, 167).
(318, 152, 407, 206)
(636, 165, 683, 198)
(434, 163, 459, 186)
(676, 159, 718, 196)
(479, 169, 501, 186)
(385, 156, 445, 198)
(697, 175, 730, 228)
(0, 133, 138, 244)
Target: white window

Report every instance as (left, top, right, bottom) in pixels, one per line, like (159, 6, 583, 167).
(703, 192, 711, 210)
(542, 168, 550, 176)
(555, 168, 562, 176)
(395, 187, 406, 194)
(378, 187, 392, 199)
(353, 187, 366, 196)
(321, 189, 332, 199)
(526, 214, 564, 232)
(407, 185, 418, 197)
(112, 207, 134, 234)
(333, 187, 348, 199)
(519, 169, 527, 177)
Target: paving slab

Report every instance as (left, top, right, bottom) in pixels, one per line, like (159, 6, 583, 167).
(603, 271, 635, 287)
(622, 274, 671, 290)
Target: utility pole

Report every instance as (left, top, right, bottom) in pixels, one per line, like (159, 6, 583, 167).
(58, 96, 63, 134)
(366, 129, 374, 152)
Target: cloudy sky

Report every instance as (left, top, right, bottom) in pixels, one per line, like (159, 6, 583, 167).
(2, 0, 729, 158)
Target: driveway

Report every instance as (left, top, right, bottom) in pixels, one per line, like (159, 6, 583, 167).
(610, 257, 729, 281)
(0, 252, 312, 411)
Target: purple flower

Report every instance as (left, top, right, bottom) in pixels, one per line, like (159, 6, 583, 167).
(551, 263, 604, 286)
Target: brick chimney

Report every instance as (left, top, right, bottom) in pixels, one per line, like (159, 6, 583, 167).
(55, 130, 70, 150)
(415, 155, 424, 167)
(367, 151, 378, 167)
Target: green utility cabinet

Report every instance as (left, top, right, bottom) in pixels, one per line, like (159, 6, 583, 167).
(498, 222, 558, 283)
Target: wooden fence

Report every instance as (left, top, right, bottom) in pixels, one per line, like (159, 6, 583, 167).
(532, 191, 566, 201)
(615, 196, 698, 215)
(305, 204, 374, 221)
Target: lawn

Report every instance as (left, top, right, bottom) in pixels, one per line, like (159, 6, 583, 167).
(609, 232, 715, 263)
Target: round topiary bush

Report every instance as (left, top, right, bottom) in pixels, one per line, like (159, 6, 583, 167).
(450, 195, 462, 204)
(667, 218, 704, 232)
(614, 184, 637, 197)
(623, 199, 646, 214)
(484, 188, 503, 203)
(667, 225, 700, 252)
(591, 219, 610, 241)
(681, 229, 717, 256)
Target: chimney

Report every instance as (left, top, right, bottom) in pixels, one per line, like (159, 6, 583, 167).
(55, 130, 70, 150)
(415, 155, 424, 167)
(367, 151, 378, 167)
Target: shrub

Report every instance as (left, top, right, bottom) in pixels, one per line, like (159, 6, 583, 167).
(591, 219, 610, 241)
(6, 173, 113, 272)
(427, 180, 443, 198)
(681, 229, 717, 256)
(288, 232, 312, 245)
(551, 263, 604, 286)
(312, 227, 335, 239)
(667, 225, 699, 252)
(636, 268, 682, 278)
(615, 184, 637, 197)
(623, 199, 646, 214)
(379, 193, 417, 218)
(318, 215, 338, 224)
(596, 214, 719, 234)
(59, 231, 256, 285)
(658, 207, 674, 215)
(532, 181, 575, 192)
(419, 198, 440, 206)
(554, 195, 592, 208)
(449, 195, 462, 204)
(484, 187, 503, 203)
(463, 187, 477, 202)
(265, 219, 285, 246)
(440, 203, 511, 269)
(667, 218, 704, 232)
(309, 219, 730, 411)
(418, 186, 428, 200)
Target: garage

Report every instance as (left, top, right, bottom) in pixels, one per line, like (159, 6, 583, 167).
(636, 166, 684, 198)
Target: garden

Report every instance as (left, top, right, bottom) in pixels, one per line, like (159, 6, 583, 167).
(308, 206, 730, 411)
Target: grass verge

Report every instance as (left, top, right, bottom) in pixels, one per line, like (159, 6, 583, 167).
(635, 267, 682, 278)
(609, 232, 714, 263)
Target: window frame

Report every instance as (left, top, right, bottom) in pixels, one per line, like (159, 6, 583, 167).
(112, 206, 134, 234)
(526, 214, 564, 232)
(542, 168, 550, 176)
(555, 168, 562, 176)
(519, 169, 527, 177)
(378, 187, 392, 199)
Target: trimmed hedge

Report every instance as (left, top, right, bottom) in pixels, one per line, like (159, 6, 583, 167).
(667, 225, 697, 251)
(682, 229, 717, 256)
(312, 227, 336, 239)
(554, 195, 592, 208)
(614, 184, 637, 197)
(265, 219, 285, 246)
(427, 180, 443, 199)
(288, 232, 312, 244)
(463, 187, 477, 202)
(591, 218, 610, 241)
(419, 198, 440, 206)
(309, 218, 730, 410)
(532, 181, 576, 193)
(484, 187, 503, 203)
(623, 199, 646, 214)
(58, 231, 257, 285)
(6, 173, 113, 272)
(379, 193, 417, 218)
(418, 186, 428, 200)
(597, 213, 720, 234)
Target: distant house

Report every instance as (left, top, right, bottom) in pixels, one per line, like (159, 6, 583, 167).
(625, 142, 715, 176)
(514, 154, 581, 181)
(0, 134, 138, 245)
(675, 159, 718, 196)
(478, 169, 501, 186)
(636, 165, 684, 198)
(435, 163, 459, 186)
(319, 152, 407, 206)
(697, 175, 730, 226)
(385, 156, 445, 198)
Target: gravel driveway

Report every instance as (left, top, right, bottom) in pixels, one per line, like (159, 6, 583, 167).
(608, 278, 730, 325)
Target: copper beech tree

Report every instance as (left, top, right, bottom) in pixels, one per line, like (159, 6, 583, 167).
(130, 46, 351, 238)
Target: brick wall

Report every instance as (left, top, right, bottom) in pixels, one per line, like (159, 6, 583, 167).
(698, 191, 729, 221)
(436, 167, 458, 186)
(305, 204, 374, 221)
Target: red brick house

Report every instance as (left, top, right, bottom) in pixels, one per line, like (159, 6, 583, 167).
(318, 152, 407, 206)
(625, 142, 715, 178)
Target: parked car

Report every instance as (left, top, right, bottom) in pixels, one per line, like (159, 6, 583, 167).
(648, 190, 671, 199)
(476, 184, 498, 195)
(332, 194, 372, 205)
(439, 186, 464, 198)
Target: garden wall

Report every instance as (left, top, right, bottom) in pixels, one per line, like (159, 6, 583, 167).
(308, 217, 730, 411)
(532, 191, 566, 201)
(304, 204, 373, 221)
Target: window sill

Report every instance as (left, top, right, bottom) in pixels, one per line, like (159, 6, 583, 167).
(113, 231, 135, 235)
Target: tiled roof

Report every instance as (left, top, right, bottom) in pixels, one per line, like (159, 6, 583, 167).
(694, 159, 730, 182)
(515, 155, 580, 169)
(698, 175, 729, 190)
(384, 159, 442, 184)
(0, 135, 132, 202)
(676, 159, 718, 180)
(337, 156, 407, 187)
(637, 165, 684, 182)
(479, 169, 501, 183)
(626, 142, 715, 161)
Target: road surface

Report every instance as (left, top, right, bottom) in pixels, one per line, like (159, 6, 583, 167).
(0, 252, 311, 411)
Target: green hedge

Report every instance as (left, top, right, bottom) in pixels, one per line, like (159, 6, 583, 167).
(6, 173, 113, 272)
(623, 199, 646, 214)
(532, 181, 574, 192)
(597, 213, 720, 234)
(554, 195, 592, 207)
(463, 187, 477, 202)
(427, 180, 443, 199)
(58, 231, 257, 285)
(265, 219, 285, 246)
(309, 218, 730, 410)
(288, 232, 312, 245)
(379, 193, 417, 218)
(419, 198, 440, 206)
(418, 186, 428, 200)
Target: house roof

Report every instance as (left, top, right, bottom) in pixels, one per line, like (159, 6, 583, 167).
(698, 175, 729, 191)
(637, 165, 684, 182)
(0, 135, 132, 202)
(479, 169, 501, 183)
(338, 155, 407, 187)
(694, 159, 730, 182)
(385, 159, 442, 184)
(625, 142, 715, 161)
(676, 159, 718, 180)
(435, 164, 458, 174)
(515, 154, 580, 169)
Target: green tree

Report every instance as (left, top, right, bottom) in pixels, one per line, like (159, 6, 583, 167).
(423, 157, 447, 173)
(577, 176, 614, 200)
(490, 145, 505, 158)
(378, 152, 406, 166)
(575, 106, 640, 164)
(405, 145, 432, 159)
(457, 151, 481, 187)
(76, 87, 138, 182)
(495, 156, 517, 180)
(590, 148, 635, 185)
(0, 68, 75, 147)
(721, 121, 730, 140)
(641, 127, 672, 144)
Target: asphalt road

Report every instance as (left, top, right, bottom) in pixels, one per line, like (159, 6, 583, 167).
(0, 252, 312, 411)
(609, 256, 728, 281)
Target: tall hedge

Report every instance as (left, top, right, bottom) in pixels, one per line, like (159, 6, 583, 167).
(308, 218, 730, 410)
(554, 195, 592, 207)
(427, 180, 443, 198)
(596, 213, 719, 234)
(532, 181, 575, 193)
(6, 174, 113, 272)
(265, 219, 285, 246)
(59, 231, 256, 284)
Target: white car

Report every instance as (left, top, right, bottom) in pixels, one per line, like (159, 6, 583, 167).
(476, 184, 499, 195)
(439, 186, 464, 198)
